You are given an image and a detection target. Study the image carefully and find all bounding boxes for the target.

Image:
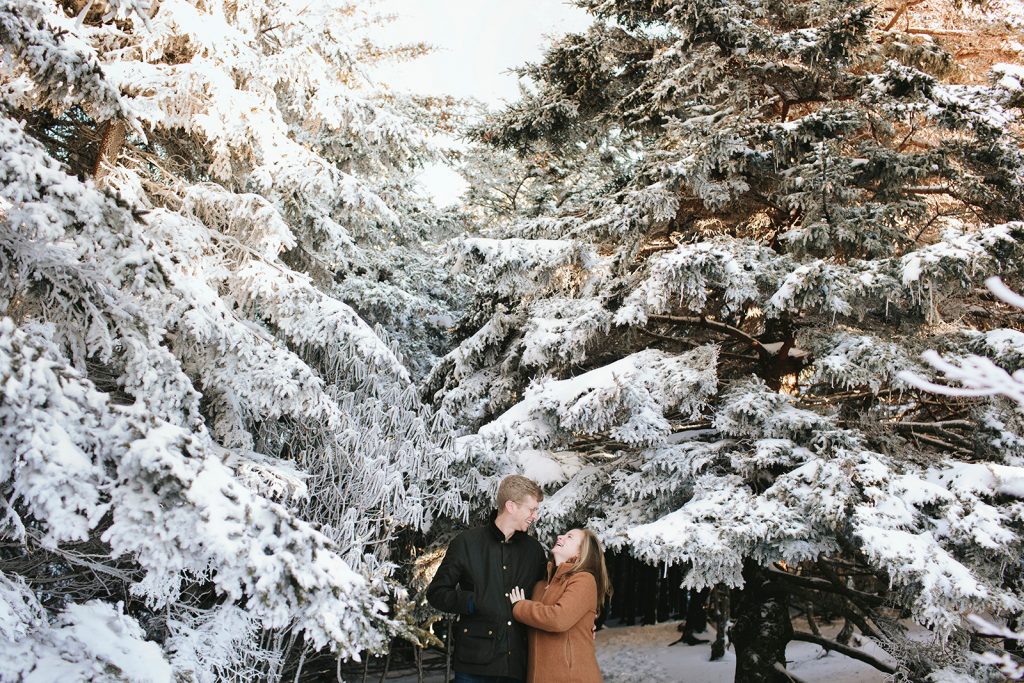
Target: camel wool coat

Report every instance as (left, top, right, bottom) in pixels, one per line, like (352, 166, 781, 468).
(512, 561, 602, 683)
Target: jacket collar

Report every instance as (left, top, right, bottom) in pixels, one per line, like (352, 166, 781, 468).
(487, 510, 525, 544)
(547, 560, 577, 581)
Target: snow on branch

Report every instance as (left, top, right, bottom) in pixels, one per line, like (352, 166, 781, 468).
(615, 238, 783, 325)
(0, 317, 390, 656)
(0, 0, 130, 119)
(458, 345, 719, 485)
(0, 574, 171, 682)
(457, 237, 598, 298)
(898, 277, 1024, 406)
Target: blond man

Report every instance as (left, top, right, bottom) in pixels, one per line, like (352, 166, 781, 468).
(427, 475, 547, 683)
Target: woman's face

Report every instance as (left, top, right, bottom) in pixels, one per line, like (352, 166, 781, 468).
(553, 529, 583, 564)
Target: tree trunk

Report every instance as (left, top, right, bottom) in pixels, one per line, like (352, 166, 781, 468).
(732, 562, 792, 682)
(93, 119, 127, 180)
(622, 555, 637, 625)
(640, 561, 658, 625)
(667, 563, 684, 621)
(657, 562, 672, 622)
(710, 585, 731, 661)
(377, 648, 391, 683)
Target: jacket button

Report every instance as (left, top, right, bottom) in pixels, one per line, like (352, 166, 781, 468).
(507, 621, 512, 626)
(463, 628, 468, 633)
(503, 565, 507, 569)
(488, 630, 493, 635)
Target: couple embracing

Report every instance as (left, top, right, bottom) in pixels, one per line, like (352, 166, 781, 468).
(426, 475, 611, 683)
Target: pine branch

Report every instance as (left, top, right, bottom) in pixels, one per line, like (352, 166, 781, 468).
(903, 431, 974, 455)
(891, 419, 975, 432)
(781, 580, 886, 641)
(767, 567, 886, 606)
(904, 27, 973, 36)
(790, 632, 897, 674)
(637, 326, 698, 347)
(649, 314, 769, 358)
(905, 186, 954, 196)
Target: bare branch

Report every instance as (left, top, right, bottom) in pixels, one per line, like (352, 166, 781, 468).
(649, 314, 769, 358)
(790, 632, 897, 674)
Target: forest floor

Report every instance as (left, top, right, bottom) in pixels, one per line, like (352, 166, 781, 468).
(390, 617, 893, 682)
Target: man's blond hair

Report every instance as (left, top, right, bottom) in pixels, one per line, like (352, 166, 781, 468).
(496, 475, 543, 511)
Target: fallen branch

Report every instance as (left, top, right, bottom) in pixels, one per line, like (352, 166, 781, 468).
(882, 0, 924, 31)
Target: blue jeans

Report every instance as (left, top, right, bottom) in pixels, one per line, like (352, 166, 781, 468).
(453, 673, 521, 683)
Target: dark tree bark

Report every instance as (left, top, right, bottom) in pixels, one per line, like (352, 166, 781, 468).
(732, 562, 792, 682)
(836, 617, 854, 646)
(640, 561, 658, 625)
(657, 563, 672, 622)
(667, 563, 684, 620)
(622, 554, 637, 625)
(93, 119, 127, 180)
(711, 585, 731, 661)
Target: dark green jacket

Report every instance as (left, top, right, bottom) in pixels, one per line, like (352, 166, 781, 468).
(426, 519, 547, 680)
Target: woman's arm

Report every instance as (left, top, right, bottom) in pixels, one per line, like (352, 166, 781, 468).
(512, 573, 596, 633)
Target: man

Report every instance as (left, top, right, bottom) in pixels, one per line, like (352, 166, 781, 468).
(426, 475, 547, 683)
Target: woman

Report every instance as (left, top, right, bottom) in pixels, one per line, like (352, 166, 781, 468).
(508, 528, 612, 683)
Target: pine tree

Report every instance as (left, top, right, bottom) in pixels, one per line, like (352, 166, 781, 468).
(1, 0, 463, 679)
(432, 0, 1024, 679)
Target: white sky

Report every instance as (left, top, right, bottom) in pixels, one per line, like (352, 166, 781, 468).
(370, 1, 591, 205)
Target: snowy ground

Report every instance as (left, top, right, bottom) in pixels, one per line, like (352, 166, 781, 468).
(594, 620, 889, 683)
(391, 618, 892, 682)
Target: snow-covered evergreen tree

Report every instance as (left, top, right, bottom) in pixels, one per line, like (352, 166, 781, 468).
(432, 0, 1024, 679)
(1, 0, 464, 679)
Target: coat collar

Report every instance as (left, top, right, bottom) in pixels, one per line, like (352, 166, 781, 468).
(487, 510, 526, 544)
(547, 560, 577, 581)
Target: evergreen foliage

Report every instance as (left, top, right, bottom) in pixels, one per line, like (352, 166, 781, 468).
(434, 0, 1024, 679)
(1, 0, 464, 679)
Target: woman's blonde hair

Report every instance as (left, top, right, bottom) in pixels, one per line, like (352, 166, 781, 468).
(565, 528, 613, 611)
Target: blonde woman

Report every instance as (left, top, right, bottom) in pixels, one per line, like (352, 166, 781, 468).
(509, 528, 612, 683)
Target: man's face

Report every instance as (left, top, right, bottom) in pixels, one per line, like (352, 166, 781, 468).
(509, 495, 540, 532)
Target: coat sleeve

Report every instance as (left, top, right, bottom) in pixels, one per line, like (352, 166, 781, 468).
(512, 572, 596, 633)
(425, 534, 475, 615)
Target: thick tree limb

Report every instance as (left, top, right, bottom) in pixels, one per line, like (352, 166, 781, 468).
(768, 567, 885, 606)
(782, 582, 885, 641)
(649, 314, 769, 358)
(790, 632, 897, 674)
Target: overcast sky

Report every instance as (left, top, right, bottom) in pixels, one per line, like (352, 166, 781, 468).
(370, 1, 592, 204)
